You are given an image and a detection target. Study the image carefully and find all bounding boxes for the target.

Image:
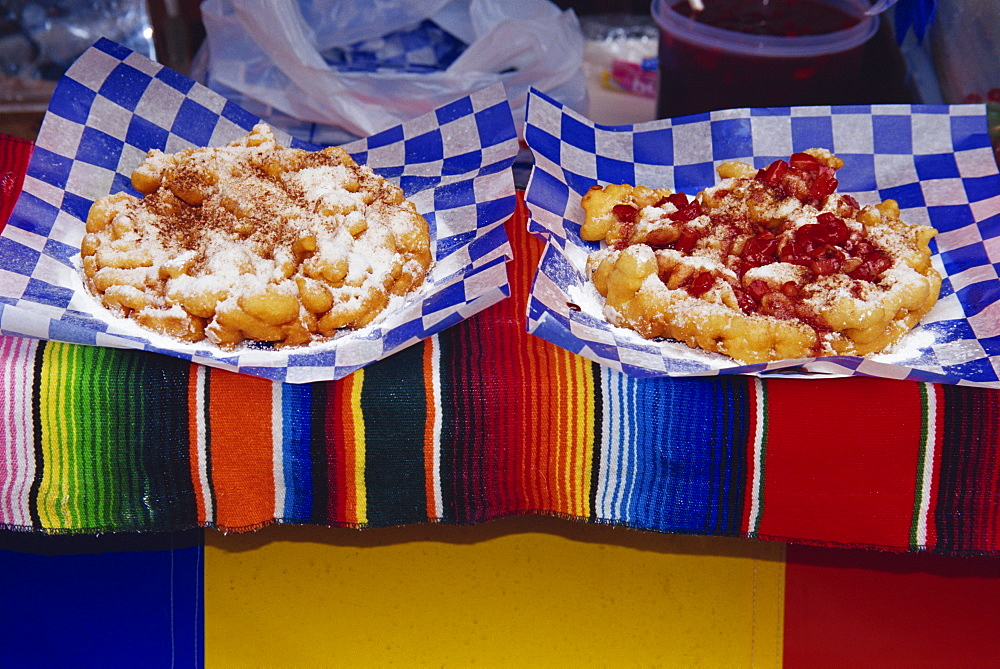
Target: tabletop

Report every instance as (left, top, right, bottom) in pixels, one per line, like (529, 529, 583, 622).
(3, 128, 1000, 556)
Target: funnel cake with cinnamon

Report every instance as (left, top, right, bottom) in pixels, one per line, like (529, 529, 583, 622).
(582, 149, 941, 364)
(81, 123, 431, 350)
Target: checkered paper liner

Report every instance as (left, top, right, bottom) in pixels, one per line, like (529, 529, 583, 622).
(321, 19, 466, 73)
(0, 39, 520, 384)
(524, 89, 1000, 387)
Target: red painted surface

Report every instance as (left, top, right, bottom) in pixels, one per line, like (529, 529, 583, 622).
(785, 544, 1000, 667)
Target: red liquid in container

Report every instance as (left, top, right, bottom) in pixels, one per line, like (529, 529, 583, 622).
(654, 0, 878, 118)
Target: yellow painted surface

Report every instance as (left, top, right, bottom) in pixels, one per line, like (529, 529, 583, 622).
(206, 516, 785, 667)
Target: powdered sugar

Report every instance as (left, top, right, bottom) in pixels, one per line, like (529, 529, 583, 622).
(81, 123, 432, 350)
(743, 262, 807, 286)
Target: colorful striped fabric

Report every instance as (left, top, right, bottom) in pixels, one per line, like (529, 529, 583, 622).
(1, 133, 1000, 554)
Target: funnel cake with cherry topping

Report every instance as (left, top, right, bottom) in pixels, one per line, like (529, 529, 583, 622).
(80, 123, 431, 350)
(582, 149, 941, 364)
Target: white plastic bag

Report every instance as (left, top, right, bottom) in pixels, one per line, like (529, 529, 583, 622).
(196, 0, 586, 142)
(930, 0, 1000, 104)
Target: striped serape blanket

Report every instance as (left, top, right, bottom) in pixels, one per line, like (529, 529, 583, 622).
(1, 133, 999, 555)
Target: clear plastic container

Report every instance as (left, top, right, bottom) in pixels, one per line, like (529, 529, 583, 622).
(0, 0, 155, 112)
(652, 0, 880, 117)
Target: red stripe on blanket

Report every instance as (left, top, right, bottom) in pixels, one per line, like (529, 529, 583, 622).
(325, 372, 358, 525)
(438, 198, 564, 522)
(207, 369, 275, 530)
(494, 201, 537, 515)
(757, 377, 924, 549)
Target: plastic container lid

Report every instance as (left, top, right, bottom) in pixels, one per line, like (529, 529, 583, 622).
(651, 0, 880, 57)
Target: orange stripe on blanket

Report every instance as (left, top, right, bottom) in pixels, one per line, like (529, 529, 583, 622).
(422, 339, 439, 520)
(757, 377, 924, 549)
(555, 345, 594, 518)
(207, 369, 275, 530)
(506, 201, 596, 517)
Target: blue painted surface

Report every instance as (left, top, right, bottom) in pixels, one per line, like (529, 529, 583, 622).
(0, 530, 203, 668)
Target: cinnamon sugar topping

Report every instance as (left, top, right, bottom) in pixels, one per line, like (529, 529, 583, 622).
(80, 123, 432, 350)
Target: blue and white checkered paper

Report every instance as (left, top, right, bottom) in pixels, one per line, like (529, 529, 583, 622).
(320, 19, 467, 73)
(524, 89, 1000, 387)
(0, 39, 519, 384)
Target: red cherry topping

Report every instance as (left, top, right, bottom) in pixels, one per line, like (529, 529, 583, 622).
(808, 170, 838, 201)
(736, 289, 757, 313)
(687, 271, 715, 297)
(760, 292, 796, 320)
(669, 199, 703, 223)
(789, 152, 820, 171)
(674, 227, 703, 253)
(814, 213, 849, 245)
(851, 240, 875, 257)
(780, 281, 799, 298)
(746, 279, 769, 302)
(667, 192, 689, 209)
(611, 204, 640, 249)
(612, 204, 638, 222)
(809, 256, 843, 276)
(741, 231, 780, 267)
(758, 159, 789, 186)
(849, 250, 892, 282)
(781, 235, 816, 263)
(602, 150, 903, 326)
